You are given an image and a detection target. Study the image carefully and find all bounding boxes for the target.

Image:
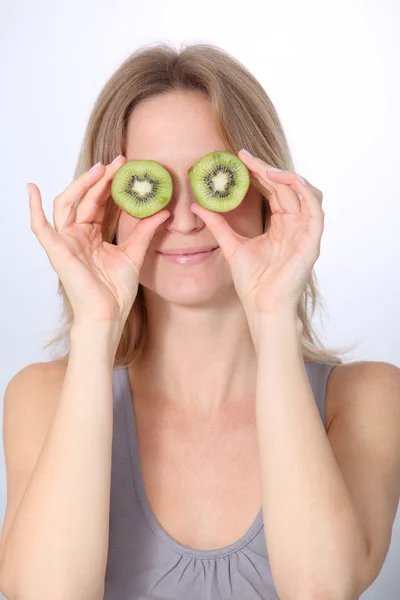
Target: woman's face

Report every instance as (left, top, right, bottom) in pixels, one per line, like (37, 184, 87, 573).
(116, 90, 264, 306)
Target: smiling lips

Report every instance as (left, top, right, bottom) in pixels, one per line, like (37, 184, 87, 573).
(157, 245, 219, 255)
(156, 247, 219, 264)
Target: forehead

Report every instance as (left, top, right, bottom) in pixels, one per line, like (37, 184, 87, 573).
(125, 91, 229, 169)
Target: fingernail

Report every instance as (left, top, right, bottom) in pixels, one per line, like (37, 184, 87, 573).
(112, 155, 122, 163)
(89, 161, 102, 171)
(297, 175, 307, 185)
(268, 167, 283, 172)
(240, 149, 254, 158)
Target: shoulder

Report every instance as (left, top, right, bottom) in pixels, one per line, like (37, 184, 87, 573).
(322, 360, 400, 592)
(6, 359, 68, 390)
(2, 360, 69, 481)
(325, 359, 400, 431)
(3, 360, 68, 423)
(0, 360, 69, 583)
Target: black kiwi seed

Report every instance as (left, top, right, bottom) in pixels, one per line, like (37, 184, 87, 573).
(188, 151, 250, 213)
(111, 160, 173, 218)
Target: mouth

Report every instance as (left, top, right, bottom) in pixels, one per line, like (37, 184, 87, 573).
(157, 245, 219, 256)
(156, 247, 220, 263)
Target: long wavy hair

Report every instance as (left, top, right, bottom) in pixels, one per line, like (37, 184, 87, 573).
(43, 42, 357, 368)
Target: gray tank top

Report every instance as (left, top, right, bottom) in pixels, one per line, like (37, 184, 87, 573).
(104, 361, 336, 599)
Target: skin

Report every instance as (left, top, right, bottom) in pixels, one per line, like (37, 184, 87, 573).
(116, 90, 265, 425)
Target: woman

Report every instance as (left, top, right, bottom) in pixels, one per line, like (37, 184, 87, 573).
(0, 43, 399, 600)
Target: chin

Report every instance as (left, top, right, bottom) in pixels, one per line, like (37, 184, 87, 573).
(148, 284, 221, 306)
(139, 271, 234, 307)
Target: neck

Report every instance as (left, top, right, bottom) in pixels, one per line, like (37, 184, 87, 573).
(128, 291, 258, 422)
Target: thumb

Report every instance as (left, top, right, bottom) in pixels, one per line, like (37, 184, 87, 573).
(189, 203, 239, 262)
(122, 209, 170, 271)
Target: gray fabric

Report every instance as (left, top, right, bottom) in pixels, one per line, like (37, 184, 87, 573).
(104, 361, 336, 599)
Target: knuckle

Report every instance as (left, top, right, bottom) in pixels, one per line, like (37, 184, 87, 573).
(54, 193, 71, 207)
(31, 222, 40, 236)
(263, 165, 272, 178)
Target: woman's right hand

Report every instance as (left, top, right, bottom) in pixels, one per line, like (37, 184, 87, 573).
(28, 155, 170, 333)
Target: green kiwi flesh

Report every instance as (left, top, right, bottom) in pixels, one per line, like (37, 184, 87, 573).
(188, 151, 250, 212)
(111, 160, 173, 218)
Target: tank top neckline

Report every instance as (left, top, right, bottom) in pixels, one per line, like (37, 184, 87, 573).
(119, 365, 265, 559)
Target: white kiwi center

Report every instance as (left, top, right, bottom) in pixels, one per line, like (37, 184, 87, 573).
(132, 179, 153, 197)
(212, 171, 230, 192)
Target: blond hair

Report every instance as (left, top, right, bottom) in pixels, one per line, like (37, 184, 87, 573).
(43, 42, 357, 368)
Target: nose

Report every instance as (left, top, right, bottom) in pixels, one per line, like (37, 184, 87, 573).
(163, 178, 205, 235)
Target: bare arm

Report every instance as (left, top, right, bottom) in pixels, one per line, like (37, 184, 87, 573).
(0, 324, 120, 600)
(254, 314, 368, 600)
(0, 153, 166, 599)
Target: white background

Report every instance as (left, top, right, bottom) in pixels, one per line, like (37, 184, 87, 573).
(1, 0, 399, 597)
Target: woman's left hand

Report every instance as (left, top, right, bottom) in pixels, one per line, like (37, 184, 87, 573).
(190, 149, 325, 335)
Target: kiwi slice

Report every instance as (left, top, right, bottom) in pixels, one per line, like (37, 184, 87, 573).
(188, 151, 250, 213)
(111, 160, 173, 218)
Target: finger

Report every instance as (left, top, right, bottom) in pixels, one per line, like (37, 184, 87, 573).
(28, 183, 69, 267)
(263, 166, 321, 199)
(253, 171, 301, 215)
(265, 170, 324, 221)
(240, 147, 323, 209)
(121, 208, 171, 272)
(238, 150, 302, 214)
(238, 149, 286, 184)
(189, 203, 240, 262)
(239, 151, 324, 238)
(75, 155, 127, 225)
(53, 162, 106, 232)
